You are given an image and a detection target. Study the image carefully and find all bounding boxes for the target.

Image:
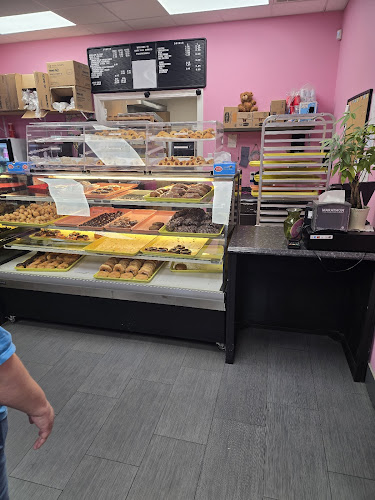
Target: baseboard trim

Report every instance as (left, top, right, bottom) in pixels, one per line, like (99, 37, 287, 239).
(365, 364, 375, 409)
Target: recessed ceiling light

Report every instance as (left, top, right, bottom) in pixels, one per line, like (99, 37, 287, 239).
(158, 0, 269, 15)
(0, 11, 75, 35)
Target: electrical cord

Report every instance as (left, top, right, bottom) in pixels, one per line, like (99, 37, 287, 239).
(312, 250, 367, 272)
(301, 221, 367, 272)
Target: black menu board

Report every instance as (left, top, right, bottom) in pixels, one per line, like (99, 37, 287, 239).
(87, 38, 206, 93)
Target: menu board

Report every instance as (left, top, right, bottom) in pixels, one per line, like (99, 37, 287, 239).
(87, 38, 206, 93)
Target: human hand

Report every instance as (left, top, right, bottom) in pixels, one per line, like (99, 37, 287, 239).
(28, 401, 55, 450)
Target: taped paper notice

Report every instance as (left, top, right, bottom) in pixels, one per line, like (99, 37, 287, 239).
(212, 181, 233, 225)
(227, 134, 237, 149)
(40, 178, 90, 216)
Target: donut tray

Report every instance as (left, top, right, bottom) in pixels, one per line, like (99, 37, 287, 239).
(159, 224, 224, 238)
(170, 262, 223, 273)
(140, 236, 208, 258)
(84, 234, 156, 256)
(15, 255, 84, 272)
(143, 187, 214, 204)
(94, 261, 164, 283)
(29, 230, 99, 245)
(0, 216, 68, 228)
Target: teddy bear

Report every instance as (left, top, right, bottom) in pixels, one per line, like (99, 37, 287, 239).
(238, 92, 258, 112)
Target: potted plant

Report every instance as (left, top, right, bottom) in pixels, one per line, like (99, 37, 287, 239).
(323, 112, 375, 231)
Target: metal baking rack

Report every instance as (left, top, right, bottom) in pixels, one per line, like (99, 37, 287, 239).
(256, 113, 335, 225)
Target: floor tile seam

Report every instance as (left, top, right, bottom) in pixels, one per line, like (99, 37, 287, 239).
(84, 452, 140, 470)
(36, 349, 105, 390)
(152, 431, 209, 447)
(8, 471, 63, 491)
(8, 475, 63, 493)
(265, 396, 319, 412)
(193, 368, 224, 499)
(327, 468, 375, 481)
(50, 392, 124, 491)
(7, 438, 39, 476)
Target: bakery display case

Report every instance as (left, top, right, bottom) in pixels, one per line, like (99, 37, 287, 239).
(0, 124, 239, 345)
(147, 120, 223, 173)
(27, 122, 148, 172)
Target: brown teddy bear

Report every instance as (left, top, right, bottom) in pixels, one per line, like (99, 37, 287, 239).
(238, 92, 258, 112)
(238, 92, 253, 112)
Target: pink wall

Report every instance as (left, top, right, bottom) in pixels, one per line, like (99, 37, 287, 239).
(0, 11, 342, 186)
(333, 0, 375, 371)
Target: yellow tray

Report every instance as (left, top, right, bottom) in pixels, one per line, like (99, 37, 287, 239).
(144, 188, 213, 204)
(94, 262, 164, 283)
(196, 243, 224, 261)
(140, 235, 208, 258)
(170, 262, 223, 273)
(0, 216, 67, 227)
(251, 190, 319, 197)
(84, 234, 156, 256)
(158, 224, 224, 238)
(30, 229, 98, 244)
(16, 255, 84, 272)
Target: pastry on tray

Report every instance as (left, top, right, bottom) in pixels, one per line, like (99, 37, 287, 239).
(165, 208, 222, 234)
(148, 183, 211, 200)
(16, 252, 81, 270)
(96, 257, 161, 281)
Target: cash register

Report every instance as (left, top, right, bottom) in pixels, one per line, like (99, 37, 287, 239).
(303, 189, 375, 252)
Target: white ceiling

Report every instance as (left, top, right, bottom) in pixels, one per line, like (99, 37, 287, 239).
(0, 0, 349, 44)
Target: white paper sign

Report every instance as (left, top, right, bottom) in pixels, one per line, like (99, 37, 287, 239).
(212, 181, 233, 225)
(40, 178, 90, 216)
(227, 134, 237, 149)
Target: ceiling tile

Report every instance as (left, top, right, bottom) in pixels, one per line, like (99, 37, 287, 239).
(105, 0, 168, 21)
(86, 21, 132, 33)
(219, 5, 271, 21)
(6, 25, 93, 42)
(272, 0, 326, 17)
(54, 4, 119, 25)
(172, 11, 223, 26)
(0, 0, 45, 16)
(36, 0, 97, 9)
(325, 0, 349, 11)
(126, 16, 176, 30)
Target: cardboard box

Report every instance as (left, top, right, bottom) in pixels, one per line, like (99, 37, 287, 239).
(47, 60, 91, 89)
(299, 101, 318, 114)
(0, 74, 20, 111)
(236, 112, 254, 128)
(105, 100, 127, 120)
(223, 107, 238, 129)
(252, 111, 270, 127)
(270, 100, 286, 115)
(156, 111, 171, 122)
(50, 86, 93, 113)
(213, 162, 236, 176)
(16, 72, 51, 118)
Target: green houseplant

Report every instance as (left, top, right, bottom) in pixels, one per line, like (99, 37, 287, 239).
(323, 112, 375, 230)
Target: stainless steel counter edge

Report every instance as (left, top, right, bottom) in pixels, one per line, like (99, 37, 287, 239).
(228, 226, 375, 261)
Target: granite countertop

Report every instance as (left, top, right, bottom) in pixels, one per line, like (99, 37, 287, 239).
(228, 225, 375, 261)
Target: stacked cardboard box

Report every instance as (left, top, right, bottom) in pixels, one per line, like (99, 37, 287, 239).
(47, 60, 93, 113)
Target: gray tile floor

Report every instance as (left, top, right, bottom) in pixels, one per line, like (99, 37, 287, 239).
(4, 320, 375, 499)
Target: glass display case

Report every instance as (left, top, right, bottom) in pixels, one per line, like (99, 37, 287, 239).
(27, 122, 148, 172)
(26, 120, 223, 174)
(0, 121, 239, 346)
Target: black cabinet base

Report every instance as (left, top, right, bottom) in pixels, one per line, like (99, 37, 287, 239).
(0, 289, 225, 345)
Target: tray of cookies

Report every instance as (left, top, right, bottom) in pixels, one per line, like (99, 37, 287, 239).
(144, 183, 213, 203)
(151, 128, 216, 141)
(85, 183, 137, 199)
(30, 229, 100, 244)
(84, 234, 156, 256)
(105, 209, 156, 233)
(130, 211, 175, 234)
(170, 262, 223, 273)
(15, 252, 83, 272)
(155, 156, 215, 167)
(94, 258, 163, 283)
(54, 207, 113, 228)
(159, 208, 224, 237)
(140, 235, 208, 258)
(0, 203, 67, 227)
(78, 209, 129, 230)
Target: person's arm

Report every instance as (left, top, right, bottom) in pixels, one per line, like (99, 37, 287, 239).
(0, 353, 54, 449)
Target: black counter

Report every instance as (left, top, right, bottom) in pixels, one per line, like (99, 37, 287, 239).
(226, 225, 375, 381)
(229, 225, 375, 261)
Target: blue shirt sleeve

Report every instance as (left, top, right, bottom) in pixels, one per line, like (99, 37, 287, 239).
(0, 326, 16, 365)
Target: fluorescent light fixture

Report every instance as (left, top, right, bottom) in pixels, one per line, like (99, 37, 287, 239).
(158, 0, 269, 15)
(0, 11, 75, 35)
